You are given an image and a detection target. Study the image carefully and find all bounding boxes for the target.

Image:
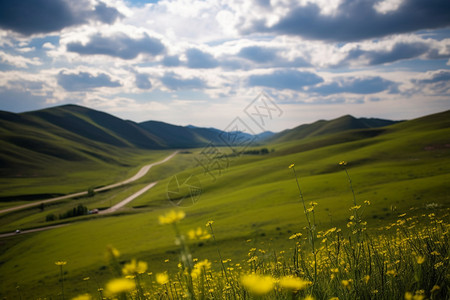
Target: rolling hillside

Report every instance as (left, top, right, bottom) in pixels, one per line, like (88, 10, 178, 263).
(0, 108, 448, 299)
(267, 114, 400, 143)
(6, 104, 399, 177)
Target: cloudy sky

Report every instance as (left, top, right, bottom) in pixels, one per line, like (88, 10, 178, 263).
(0, 0, 449, 132)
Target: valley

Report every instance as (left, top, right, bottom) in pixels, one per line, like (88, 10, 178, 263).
(0, 106, 449, 299)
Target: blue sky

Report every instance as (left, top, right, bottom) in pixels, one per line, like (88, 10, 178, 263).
(0, 0, 449, 132)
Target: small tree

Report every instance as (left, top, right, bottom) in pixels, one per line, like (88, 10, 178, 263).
(46, 213, 57, 222)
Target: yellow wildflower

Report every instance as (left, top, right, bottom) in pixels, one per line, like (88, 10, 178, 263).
(188, 227, 211, 240)
(122, 259, 148, 275)
(55, 261, 67, 266)
(191, 259, 211, 279)
(156, 272, 169, 285)
(304, 296, 314, 300)
(105, 278, 135, 296)
(279, 276, 311, 291)
(430, 285, 440, 293)
(386, 270, 397, 276)
(341, 279, 352, 289)
(159, 210, 185, 225)
(71, 294, 92, 300)
(289, 233, 302, 240)
(289, 163, 295, 169)
(105, 245, 120, 259)
(241, 274, 274, 295)
(339, 161, 347, 166)
(363, 275, 370, 284)
(206, 220, 214, 227)
(416, 256, 425, 264)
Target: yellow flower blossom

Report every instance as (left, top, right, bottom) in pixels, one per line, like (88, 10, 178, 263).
(339, 161, 347, 166)
(122, 259, 148, 275)
(105, 245, 120, 259)
(430, 285, 440, 293)
(105, 278, 135, 296)
(206, 220, 214, 227)
(159, 210, 185, 225)
(289, 163, 295, 169)
(188, 227, 211, 240)
(156, 273, 169, 285)
(241, 274, 274, 295)
(416, 256, 425, 264)
(363, 275, 370, 284)
(71, 294, 92, 300)
(341, 279, 352, 288)
(386, 270, 397, 276)
(279, 276, 311, 291)
(289, 233, 302, 240)
(191, 259, 211, 279)
(55, 260, 67, 266)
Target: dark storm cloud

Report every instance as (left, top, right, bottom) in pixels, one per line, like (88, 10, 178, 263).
(0, 0, 122, 36)
(161, 72, 207, 90)
(67, 33, 165, 60)
(311, 77, 397, 95)
(248, 0, 450, 42)
(247, 69, 323, 90)
(238, 46, 278, 63)
(57, 71, 121, 91)
(135, 73, 152, 89)
(186, 48, 219, 69)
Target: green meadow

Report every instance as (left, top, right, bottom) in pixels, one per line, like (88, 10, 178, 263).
(0, 111, 449, 299)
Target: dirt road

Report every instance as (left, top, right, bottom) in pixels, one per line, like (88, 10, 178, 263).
(0, 151, 178, 215)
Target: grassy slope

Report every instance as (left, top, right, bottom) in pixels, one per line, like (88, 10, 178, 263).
(0, 111, 449, 298)
(0, 105, 176, 203)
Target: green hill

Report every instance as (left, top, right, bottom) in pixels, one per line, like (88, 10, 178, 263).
(267, 114, 400, 143)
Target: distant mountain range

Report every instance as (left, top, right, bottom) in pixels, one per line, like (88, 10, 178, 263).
(0, 104, 404, 175)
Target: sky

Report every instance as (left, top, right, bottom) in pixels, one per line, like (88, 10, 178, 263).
(0, 0, 449, 133)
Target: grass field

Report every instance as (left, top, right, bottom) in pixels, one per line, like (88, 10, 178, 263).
(0, 111, 449, 299)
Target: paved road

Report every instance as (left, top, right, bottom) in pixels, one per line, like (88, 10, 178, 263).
(0, 151, 178, 238)
(100, 181, 157, 214)
(0, 151, 178, 215)
(0, 224, 69, 238)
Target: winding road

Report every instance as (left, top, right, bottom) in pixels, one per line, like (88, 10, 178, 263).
(0, 151, 178, 215)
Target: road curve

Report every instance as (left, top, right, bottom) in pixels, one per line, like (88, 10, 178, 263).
(100, 181, 157, 214)
(1, 180, 161, 238)
(0, 151, 178, 215)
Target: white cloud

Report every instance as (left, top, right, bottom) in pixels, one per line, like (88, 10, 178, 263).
(373, 0, 404, 14)
(0, 51, 42, 68)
